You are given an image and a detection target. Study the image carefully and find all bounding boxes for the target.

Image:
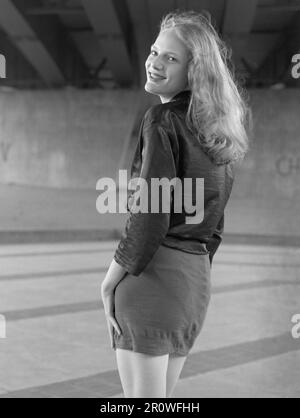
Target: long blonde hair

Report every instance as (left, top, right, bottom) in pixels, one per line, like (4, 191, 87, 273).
(160, 10, 252, 165)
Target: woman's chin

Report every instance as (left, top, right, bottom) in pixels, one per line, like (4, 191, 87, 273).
(144, 82, 159, 95)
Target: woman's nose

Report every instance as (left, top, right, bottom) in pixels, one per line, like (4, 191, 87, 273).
(151, 56, 164, 70)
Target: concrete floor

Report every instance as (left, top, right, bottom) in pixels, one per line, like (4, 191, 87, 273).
(0, 240, 299, 398)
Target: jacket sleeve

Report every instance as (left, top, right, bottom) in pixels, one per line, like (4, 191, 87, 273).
(206, 161, 235, 265)
(206, 214, 224, 265)
(113, 119, 178, 276)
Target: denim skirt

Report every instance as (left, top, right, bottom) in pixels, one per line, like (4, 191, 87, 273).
(113, 244, 211, 356)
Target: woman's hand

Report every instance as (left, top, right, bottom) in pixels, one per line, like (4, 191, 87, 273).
(101, 284, 122, 349)
(101, 258, 128, 349)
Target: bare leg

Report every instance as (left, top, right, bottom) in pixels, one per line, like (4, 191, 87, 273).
(116, 348, 169, 398)
(115, 348, 134, 398)
(166, 354, 187, 398)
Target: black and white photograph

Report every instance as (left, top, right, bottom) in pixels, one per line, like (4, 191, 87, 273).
(0, 0, 299, 399)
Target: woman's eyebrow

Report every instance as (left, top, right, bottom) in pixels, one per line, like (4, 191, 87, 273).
(150, 44, 179, 56)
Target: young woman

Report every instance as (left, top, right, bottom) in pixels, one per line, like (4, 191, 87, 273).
(101, 10, 251, 398)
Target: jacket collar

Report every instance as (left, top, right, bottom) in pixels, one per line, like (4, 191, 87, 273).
(170, 89, 191, 103)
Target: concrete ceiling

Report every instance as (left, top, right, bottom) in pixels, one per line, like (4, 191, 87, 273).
(0, 0, 299, 88)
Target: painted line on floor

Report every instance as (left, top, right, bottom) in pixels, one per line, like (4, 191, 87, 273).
(0, 332, 298, 398)
(2, 278, 299, 321)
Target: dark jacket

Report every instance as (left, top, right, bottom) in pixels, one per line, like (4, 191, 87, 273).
(114, 89, 235, 276)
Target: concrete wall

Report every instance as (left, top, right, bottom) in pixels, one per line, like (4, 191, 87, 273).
(234, 89, 300, 201)
(0, 88, 299, 238)
(227, 89, 300, 237)
(0, 88, 141, 189)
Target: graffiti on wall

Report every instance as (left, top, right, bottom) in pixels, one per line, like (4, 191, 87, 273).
(0, 141, 12, 161)
(276, 154, 300, 176)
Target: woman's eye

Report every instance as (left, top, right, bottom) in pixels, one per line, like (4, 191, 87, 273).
(149, 51, 176, 62)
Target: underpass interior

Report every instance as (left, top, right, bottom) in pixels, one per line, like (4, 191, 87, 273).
(0, 87, 299, 242)
(0, 0, 299, 399)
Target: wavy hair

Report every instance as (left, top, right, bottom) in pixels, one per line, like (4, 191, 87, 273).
(159, 10, 252, 165)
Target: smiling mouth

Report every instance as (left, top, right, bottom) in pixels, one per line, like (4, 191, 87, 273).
(148, 72, 166, 81)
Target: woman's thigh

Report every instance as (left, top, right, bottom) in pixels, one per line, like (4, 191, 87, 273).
(116, 348, 169, 398)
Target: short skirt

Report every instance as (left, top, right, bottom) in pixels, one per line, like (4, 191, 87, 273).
(113, 244, 211, 356)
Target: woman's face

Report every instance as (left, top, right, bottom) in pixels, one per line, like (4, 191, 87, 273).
(144, 28, 190, 103)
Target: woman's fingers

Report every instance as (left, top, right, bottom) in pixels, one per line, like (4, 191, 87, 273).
(106, 313, 122, 336)
(109, 316, 122, 336)
(106, 315, 121, 349)
(106, 317, 115, 349)
(101, 290, 122, 349)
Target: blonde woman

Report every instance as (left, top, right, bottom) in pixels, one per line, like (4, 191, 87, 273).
(101, 10, 251, 398)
